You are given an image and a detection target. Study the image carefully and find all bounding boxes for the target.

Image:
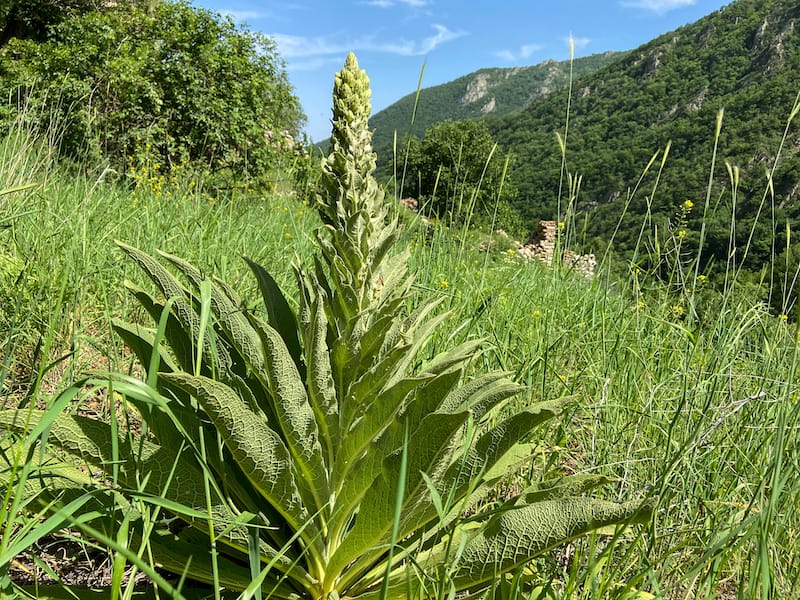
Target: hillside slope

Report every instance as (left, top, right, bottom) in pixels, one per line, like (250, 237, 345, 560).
(490, 0, 800, 270)
(368, 51, 624, 153)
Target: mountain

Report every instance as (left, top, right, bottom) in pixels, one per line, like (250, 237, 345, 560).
(488, 0, 800, 273)
(368, 51, 624, 153)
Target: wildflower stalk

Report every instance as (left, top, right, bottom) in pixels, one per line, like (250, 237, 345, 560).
(313, 53, 413, 385)
(319, 53, 398, 300)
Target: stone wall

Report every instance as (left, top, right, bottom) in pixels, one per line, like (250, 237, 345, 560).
(516, 220, 596, 279)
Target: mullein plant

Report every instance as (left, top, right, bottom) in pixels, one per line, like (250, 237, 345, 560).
(0, 53, 650, 599)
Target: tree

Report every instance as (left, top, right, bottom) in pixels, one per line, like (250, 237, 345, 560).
(0, 0, 305, 190)
(0, 0, 101, 46)
(401, 119, 520, 232)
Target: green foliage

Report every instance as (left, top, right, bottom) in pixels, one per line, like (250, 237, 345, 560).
(0, 0, 304, 190)
(0, 0, 100, 46)
(0, 52, 649, 598)
(400, 119, 521, 232)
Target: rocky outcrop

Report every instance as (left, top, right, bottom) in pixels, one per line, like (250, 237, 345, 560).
(461, 73, 491, 105)
(481, 98, 497, 114)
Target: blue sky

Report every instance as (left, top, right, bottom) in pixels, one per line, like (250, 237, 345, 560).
(190, 0, 732, 141)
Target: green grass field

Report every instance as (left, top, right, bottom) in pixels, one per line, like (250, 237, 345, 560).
(1, 115, 799, 599)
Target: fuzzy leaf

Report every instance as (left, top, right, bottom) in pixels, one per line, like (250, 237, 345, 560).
(296, 267, 339, 467)
(246, 315, 329, 515)
(450, 497, 652, 590)
(0, 409, 211, 511)
(439, 372, 524, 420)
(160, 372, 310, 533)
(335, 374, 429, 486)
(353, 498, 651, 600)
(330, 411, 470, 588)
(145, 527, 304, 597)
(452, 398, 572, 490)
(516, 474, 618, 504)
(124, 283, 197, 373)
(245, 256, 304, 370)
(117, 242, 199, 344)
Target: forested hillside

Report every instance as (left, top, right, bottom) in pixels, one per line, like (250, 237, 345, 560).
(369, 51, 623, 153)
(489, 0, 800, 284)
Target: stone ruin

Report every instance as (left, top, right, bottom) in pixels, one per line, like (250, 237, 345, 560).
(515, 220, 596, 279)
(397, 197, 596, 279)
(399, 197, 418, 211)
(517, 221, 597, 279)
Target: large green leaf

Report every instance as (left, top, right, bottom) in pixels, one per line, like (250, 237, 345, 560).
(330, 411, 470, 590)
(447, 398, 572, 499)
(109, 319, 201, 451)
(117, 243, 202, 364)
(439, 371, 525, 418)
(245, 256, 303, 370)
(159, 250, 265, 377)
(296, 268, 339, 468)
(451, 497, 652, 590)
(123, 283, 198, 373)
(160, 373, 311, 536)
(333, 374, 428, 491)
(349, 498, 650, 600)
(0, 409, 211, 511)
(144, 524, 306, 595)
(246, 315, 329, 517)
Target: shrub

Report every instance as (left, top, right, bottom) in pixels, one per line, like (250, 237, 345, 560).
(400, 119, 521, 233)
(0, 0, 304, 191)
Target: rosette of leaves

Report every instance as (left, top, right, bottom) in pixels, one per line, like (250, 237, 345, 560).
(0, 53, 649, 599)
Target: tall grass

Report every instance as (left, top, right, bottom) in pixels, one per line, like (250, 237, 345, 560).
(408, 217, 799, 597)
(389, 58, 800, 596)
(2, 98, 799, 599)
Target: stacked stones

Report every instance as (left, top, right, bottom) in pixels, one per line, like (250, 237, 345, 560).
(517, 220, 558, 264)
(516, 220, 596, 279)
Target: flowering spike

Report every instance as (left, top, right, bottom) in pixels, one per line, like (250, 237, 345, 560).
(316, 52, 401, 323)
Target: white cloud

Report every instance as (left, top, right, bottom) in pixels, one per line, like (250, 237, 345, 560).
(570, 36, 591, 50)
(495, 43, 542, 62)
(271, 24, 463, 60)
(620, 0, 697, 13)
(216, 9, 269, 22)
(411, 24, 463, 55)
(270, 33, 345, 58)
(288, 57, 345, 72)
